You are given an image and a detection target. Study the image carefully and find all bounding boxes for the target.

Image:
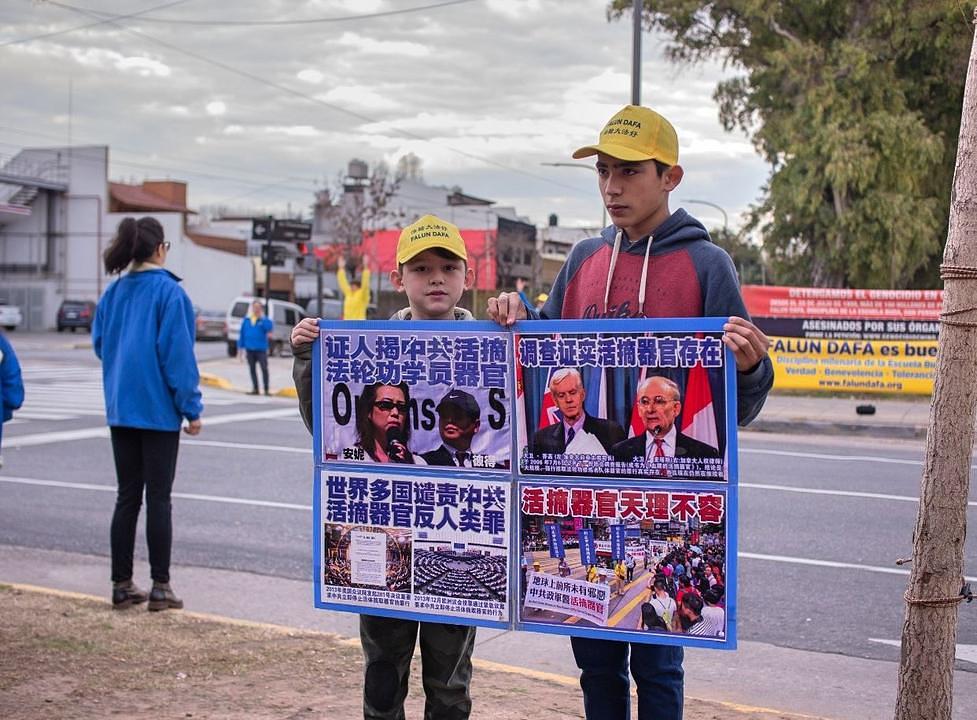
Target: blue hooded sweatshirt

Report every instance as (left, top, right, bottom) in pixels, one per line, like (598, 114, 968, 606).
(93, 268, 203, 431)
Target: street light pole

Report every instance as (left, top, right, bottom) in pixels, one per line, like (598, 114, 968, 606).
(682, 198, 728, 233)
(540, 163, 607, 228)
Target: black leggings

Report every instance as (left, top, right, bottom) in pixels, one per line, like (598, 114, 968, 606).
(109, 426, 181, 584)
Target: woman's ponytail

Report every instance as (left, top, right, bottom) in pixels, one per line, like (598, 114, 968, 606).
(103, 216, 166, 274)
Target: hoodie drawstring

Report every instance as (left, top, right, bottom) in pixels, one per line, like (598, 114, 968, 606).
(603, 229, 653, 316)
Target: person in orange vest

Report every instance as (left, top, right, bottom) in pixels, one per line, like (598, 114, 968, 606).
(337, 251, 372, 320)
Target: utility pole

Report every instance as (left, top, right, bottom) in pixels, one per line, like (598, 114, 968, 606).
(894, 10, 977, 719)
(263, 215, 273, 304)
(631, 0, 642, 105)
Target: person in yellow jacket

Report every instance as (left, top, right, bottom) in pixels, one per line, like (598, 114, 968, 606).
(337, 252, 372, 320)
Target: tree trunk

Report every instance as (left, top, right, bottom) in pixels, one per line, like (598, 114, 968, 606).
(894, 9, 977, 720)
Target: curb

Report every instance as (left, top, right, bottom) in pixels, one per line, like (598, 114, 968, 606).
(198, 371, 296, 398)
(746, 418, 926, 440)
(2, 580, 822, 719)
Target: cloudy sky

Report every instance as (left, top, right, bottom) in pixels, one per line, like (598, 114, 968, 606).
(1, 0, 769, 231)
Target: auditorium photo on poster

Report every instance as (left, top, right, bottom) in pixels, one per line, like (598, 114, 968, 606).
(315, 322, 513, 472)
(513, 319, 734, 482)
(516, 479, 733, 648)
(315, 468, 511, 627)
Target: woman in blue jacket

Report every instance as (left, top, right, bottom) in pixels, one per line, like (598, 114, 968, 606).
(0, 331, 25, 469)
(93, 216, 203, 612)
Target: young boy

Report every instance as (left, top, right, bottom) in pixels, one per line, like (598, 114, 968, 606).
(291, 214, 477, 720)
(487, 105, 775, 720)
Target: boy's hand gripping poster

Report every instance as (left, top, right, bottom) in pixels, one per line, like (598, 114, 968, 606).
(312, 318, 738, 649)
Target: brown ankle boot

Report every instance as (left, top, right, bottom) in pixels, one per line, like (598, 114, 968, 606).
(148, 582, 184, 612)
(112, 580, 148, 609)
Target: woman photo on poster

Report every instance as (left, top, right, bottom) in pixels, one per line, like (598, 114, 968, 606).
(355, 382, 416, 463)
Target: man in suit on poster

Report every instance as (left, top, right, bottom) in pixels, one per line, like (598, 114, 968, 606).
(611, 375, 720, 464)
(421, 389, 482, 467)
(531, 368, 625, 456)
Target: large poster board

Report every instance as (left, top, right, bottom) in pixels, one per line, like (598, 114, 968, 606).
(311, 318, 737, 648)
(743, 285, 940, 394)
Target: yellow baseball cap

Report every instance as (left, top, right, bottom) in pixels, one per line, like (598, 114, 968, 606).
(396, 214, 469, 265)
(572, 105, 679, 165)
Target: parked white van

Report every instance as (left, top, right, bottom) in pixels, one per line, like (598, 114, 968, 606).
(225, 296, 305, 357)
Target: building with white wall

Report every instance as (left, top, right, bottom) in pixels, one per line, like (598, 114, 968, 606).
(0, 145, 251, 328)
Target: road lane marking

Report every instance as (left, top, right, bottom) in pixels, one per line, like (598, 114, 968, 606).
(740, 552, 977, 583)
(5, 476, 975, 583)
(182, 439, 311, 454)
(0, 476, 308, 511)
(743, 446, 977, 471)
(4, 408, 299, 448)
(868, 638, 977, 665)
(741, 482, 977, 507)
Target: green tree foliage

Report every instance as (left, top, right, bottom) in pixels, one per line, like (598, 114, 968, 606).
(610, 1, 972, 288)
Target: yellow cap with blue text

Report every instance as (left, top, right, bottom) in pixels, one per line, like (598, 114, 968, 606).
(572, 105, 679, 165)
(396, 214, 469, 265)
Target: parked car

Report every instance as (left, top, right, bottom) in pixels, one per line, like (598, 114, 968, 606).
(225, 296, 305, 357)
(56, 300, 95, 332)
(194, 307, 227, 341)
(0, 304, 22, 331)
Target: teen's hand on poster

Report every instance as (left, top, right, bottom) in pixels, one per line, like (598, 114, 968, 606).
(487, 291, 528, 327)
(722, 316, 769, 371)
(291, 317, 319, 347)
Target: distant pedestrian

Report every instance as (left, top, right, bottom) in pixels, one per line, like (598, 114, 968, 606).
(625, 553, 636, 583)
(337, 251, 372, 320)
(0, 331, 24, 469)
(94, 216, 202, 612)
(238, 300, 274, 395)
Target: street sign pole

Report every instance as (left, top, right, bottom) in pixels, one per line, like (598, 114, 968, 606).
(264, 216, 273, 304)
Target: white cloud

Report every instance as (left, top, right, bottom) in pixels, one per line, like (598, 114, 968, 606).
(336, 31, 429, 57)
(319, 85, 399, 112)
(297, 69, 325, 84)
(205, 101, 227, 116)
(262, 125, 321, 137)
(486, 0, 543, 19)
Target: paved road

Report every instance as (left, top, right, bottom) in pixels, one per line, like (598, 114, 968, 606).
(2, 332, 976, 718)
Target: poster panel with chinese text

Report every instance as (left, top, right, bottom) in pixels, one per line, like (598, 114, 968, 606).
(315, 322, 513, 471)
(512, 319, 734, 482)
(314, 468, 511, 628)
(516, 480, 735, 649)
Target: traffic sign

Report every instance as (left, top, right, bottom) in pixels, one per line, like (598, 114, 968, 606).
(260, 245, 288, 267)
(251, 217, 272, 240)
(271, 219, 312, 242)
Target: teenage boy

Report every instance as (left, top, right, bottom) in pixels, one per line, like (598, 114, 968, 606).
(291, 214, 477, 720)
(487, 104, 774, 720)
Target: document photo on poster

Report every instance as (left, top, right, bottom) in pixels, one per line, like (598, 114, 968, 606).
(513, 322, 732, 482)
(517, 480, 732, 647)
(316, 469, 511, 627)
(317, 323, 513, 472)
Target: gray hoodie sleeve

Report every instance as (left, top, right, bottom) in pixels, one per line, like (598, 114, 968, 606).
(699, 244, 775, 427)
(291, 339, 314, 435)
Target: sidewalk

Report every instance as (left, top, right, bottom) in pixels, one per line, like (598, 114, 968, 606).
(197, 353, 933, 440)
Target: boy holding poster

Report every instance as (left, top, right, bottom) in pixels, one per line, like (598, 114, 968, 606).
(291, 214, 477, 720)
(487, 105, 775, 720)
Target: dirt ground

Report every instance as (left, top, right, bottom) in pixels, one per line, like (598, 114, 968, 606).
(0, 584, 810, 719)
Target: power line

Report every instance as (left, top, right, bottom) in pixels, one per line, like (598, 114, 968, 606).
(39, 1, 590, 197)
(0, 0, 193, 48)
(47, 0, 478, 27)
